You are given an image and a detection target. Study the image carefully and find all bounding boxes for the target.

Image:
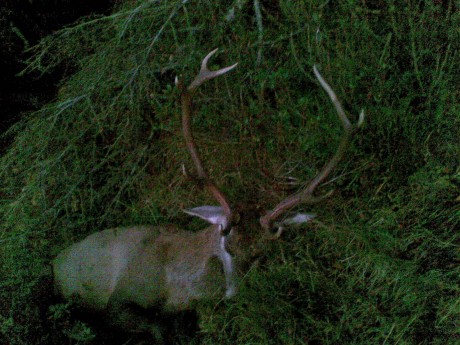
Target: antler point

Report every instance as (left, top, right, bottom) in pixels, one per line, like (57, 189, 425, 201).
(358, 109, 365, 127)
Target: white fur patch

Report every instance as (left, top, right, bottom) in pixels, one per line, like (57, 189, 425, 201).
(219, 236, 236, 298)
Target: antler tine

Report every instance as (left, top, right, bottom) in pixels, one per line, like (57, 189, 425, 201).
(188, 49, 238, 91)
(180, 49, 237, 233)
(260, 65, 364, 230)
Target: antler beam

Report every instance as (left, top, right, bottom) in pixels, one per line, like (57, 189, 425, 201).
(260, 65, 364, 231)
(179, 49, 238, 232)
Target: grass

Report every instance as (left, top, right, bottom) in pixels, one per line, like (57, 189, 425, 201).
(1, 0, 459, 344)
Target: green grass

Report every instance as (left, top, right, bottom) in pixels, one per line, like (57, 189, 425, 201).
(1, 0, 459, 344)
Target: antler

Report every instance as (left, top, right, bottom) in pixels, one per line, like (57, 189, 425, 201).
(260, 65, 364, 231)
(179, 49, 238, 233)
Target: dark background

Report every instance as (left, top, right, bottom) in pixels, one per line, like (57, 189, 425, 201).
(0, 0, 114, 142)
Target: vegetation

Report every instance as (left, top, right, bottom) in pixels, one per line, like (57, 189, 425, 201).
(1, 0, 459, 344)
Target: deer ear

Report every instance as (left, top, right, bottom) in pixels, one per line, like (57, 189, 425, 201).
(183, 206, 229, 227)
(280, 213, 316, 226)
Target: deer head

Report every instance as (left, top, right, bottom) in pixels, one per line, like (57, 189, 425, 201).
(178, 49, 364, 272)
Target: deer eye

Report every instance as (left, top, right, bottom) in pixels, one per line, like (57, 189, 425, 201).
(221, 224, 232, 236)
(270, 226, 282, 235)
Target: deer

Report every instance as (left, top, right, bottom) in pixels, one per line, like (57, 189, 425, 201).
(52, 49, 364, 338)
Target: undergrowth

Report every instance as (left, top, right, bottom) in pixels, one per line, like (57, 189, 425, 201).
(1, 0, 459, 344)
